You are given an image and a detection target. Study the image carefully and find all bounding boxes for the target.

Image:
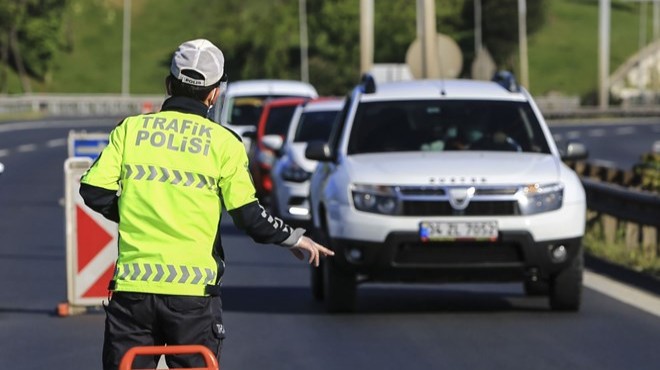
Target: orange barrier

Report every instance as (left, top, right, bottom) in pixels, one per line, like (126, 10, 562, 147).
(119, 345, 219, 370)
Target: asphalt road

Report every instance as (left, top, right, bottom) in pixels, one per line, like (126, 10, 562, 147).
(0, 117, 658, 370)
(548, 117, 660, 170)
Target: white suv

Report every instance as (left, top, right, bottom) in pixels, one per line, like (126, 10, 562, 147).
(306, 73, 588, 313)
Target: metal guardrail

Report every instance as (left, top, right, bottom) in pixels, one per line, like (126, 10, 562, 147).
(582, 178, 660, 228)
(2, 94, 660, 120)
(0, 94, 164, 117)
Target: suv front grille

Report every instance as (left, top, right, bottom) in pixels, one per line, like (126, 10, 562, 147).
(402, 200, 519, 216)
(395, 185, 522, 216)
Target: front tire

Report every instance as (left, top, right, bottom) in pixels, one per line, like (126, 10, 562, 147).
(323, 258, 357, 313)
(549, 252, 583, 311)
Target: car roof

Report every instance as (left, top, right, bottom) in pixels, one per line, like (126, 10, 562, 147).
(301, 97, 345, 112)
(264, 97, 309, 108)
(226, 79, 318, 97)
(359, 79, 528, 102)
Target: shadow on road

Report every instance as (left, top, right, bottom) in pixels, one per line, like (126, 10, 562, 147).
(221, 284, 550, 315)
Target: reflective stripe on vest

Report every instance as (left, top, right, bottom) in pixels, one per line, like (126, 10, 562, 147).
(114, 263, 217, 285)
(123, 164, 218, 193)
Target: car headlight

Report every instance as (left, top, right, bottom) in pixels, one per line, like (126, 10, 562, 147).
(518, 183, 564, 215)
(351, 184, 399, 215)
(281, 160, 311, 182)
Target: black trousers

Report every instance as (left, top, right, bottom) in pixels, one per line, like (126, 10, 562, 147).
(102, 292, 225, 370)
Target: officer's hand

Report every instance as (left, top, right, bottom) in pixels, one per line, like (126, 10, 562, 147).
(290, 236, 334, 267)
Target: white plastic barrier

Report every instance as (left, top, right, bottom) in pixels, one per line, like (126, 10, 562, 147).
(60, 142, 118, 316)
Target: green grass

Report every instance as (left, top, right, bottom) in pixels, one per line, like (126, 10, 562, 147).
(527, 0, 652, 100)
(584, 219, 660, 278)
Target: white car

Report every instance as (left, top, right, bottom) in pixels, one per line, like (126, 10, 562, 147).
(306, 73, 588, 312)
(208, 79, 318, 150)
(268, 98, 344, 228)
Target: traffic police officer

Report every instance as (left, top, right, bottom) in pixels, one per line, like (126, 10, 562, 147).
(79, 39, 333, 369)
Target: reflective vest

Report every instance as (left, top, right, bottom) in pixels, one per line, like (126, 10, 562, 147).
(81, 110, 256, 296)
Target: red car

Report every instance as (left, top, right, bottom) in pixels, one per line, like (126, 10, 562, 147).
(248, 97, 308, 202)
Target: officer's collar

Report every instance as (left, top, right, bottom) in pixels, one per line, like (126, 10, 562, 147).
(160, 96, 209, 118)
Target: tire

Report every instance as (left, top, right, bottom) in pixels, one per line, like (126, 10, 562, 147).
(310, 259, 324, 301)
(524, 279, 550, 296)
(323, 258, 357, 313)
(549, 252, 583, 311)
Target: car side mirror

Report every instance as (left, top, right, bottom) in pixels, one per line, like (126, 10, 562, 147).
(242, 130, 256, 140)
(559, 141, 588, 161)
(305, 141, 333, 162)
(262, 134, 284, 153)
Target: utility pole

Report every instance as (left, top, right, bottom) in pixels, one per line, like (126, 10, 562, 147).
(417, 0, 439, 78)
(474, 0, 482, 55)
(360, 0, 374, 75)
(299, 0, 309, 83)
(122, 0, 131, 96)
(654, 0, 660, 40)
(599, 0, 611, 110)
(518, 0, 529, 89)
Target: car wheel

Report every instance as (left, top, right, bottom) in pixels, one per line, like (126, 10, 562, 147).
(310, 260, 324, 301)
(549, 252, 583, 311)
(524, 279, 549, 296)
(323, 258, 357, 313)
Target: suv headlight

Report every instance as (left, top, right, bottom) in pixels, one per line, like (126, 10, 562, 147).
(518, 183, 564, 215)
(351, 184, 399, 214)
(281, 160, 311, 182)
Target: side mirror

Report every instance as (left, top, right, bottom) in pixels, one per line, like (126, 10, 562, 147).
(305, 141, 333, 162)
(559, 141, 588, 161)
(262, 134, 284, 153)
(242, 130, 256, 140)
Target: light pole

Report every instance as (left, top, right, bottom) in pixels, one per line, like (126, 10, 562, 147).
(518, 0, 529, 88)
(360, 0, 374, 75)
(122, 0, 131, 96)
(299, 0, 309, 83)
(599, 0, 611, 110)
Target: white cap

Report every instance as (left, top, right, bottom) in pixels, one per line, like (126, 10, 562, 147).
(170, 39, 225, 87)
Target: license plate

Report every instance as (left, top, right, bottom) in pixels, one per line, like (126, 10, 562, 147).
(419, 221, 498, 241)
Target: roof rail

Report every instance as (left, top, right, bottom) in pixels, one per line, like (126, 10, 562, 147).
(358, 73, 376, 94)
(491, 70, 519, 92)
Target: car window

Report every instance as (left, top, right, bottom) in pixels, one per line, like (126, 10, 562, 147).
(293, 110, 339, 143)
(347, 100, 550, 155)
(264, 105, 298, 138)
(226, 95, 307, 126)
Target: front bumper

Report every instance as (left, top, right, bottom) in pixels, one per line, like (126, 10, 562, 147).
(329, 231, 582, 283)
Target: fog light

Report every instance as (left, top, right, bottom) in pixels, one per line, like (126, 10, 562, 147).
(550, 245, 567, 263)
(347, 248, 363, 262)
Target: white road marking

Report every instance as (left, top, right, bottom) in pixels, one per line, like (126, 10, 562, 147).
(591, 159, 617, 168)
(553, 134, 563, 141)
(17, 144, 37, 152)
(567, 130, 581, 140)
(46, 138, 67, 147)
(0, 149, 9, 157)
(588, 128, 606, 137)
(614, 126, 635, 135)
(584, 270, 660, 318)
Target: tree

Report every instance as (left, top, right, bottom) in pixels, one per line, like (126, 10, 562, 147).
(0, 0, 67, 93)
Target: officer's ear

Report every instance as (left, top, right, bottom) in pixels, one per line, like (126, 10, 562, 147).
(165, 76, 173, 96)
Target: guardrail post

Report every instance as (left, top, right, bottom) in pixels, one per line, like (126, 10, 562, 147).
(602, 214, 617, 245)
(642, 226, 658, 259)
(625, 222, 639, 250)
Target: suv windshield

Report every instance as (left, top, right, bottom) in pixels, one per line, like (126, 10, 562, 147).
(293, 110, 339, 143)
(347, 100, 550, 155)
